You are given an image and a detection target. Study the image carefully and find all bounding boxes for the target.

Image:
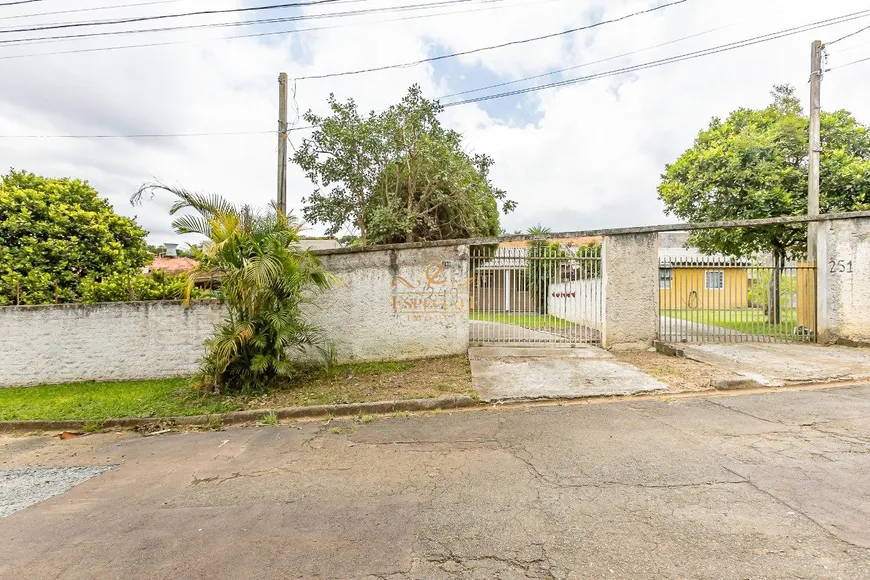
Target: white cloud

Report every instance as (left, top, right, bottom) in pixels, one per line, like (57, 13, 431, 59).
(1, 0, 869, 243)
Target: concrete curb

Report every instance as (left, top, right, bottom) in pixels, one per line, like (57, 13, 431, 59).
(0, 396, 480, 434)
(711, 376, 767, 391)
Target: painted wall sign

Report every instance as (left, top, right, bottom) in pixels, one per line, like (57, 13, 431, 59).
(392, 261, 470, 320)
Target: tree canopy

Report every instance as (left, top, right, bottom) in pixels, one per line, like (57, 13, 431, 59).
(0, 170, 150, 305)
(658, 85, 870, 259)
(293, 85, 515, 246)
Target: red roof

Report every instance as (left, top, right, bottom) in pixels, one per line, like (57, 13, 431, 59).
(144, 256, 198, 275)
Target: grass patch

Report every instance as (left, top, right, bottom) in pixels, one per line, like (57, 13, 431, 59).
(661, 308, 804, 337)
(0, 357, 473, 422)
(0, 378, 236, 422)
(240, 356, 471, 410)
(259, 411, 278, 426)
(470, 312, 573, 330)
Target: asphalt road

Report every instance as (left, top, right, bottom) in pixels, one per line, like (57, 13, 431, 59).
(2, 384, 870, 579)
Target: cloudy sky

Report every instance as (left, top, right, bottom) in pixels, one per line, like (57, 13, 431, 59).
(1, 0, 869, 245)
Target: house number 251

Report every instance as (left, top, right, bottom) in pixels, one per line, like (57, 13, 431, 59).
(829, 259, 854, 274)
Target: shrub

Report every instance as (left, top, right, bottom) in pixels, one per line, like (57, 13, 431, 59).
(133, 184, 334, 394)
(79, 270, 210, 303)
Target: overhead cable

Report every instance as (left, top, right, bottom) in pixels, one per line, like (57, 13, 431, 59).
(0, 0, 192, 22)
(826, 54, 870, 71)
(0, 0, 353, 34)
(826, 23, 870, 45)
(441, 9, 870, 106)
(294, 0, 690, 80)
(0, 0, 495, 43)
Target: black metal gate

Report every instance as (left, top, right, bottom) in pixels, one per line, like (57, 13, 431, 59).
(658, 256, 817, 344)
(469, 244, 602, 345)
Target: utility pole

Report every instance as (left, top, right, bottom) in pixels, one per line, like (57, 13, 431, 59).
(277, 72, 288, 215)
(807, 40, 823, 262)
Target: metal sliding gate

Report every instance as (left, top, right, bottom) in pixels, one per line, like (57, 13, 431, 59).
(658, 256, 817, 344)
(468, 244, 603, 345)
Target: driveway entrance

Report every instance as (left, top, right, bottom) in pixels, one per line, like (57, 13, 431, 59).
(468, 346, 667, 401)
(469, 244, 602, 346)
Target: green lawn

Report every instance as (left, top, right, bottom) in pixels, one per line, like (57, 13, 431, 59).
(661, 308, 805, 337)
(0, 358, 474, 422)
(0, 377, 235, 422)
(470, 312, 573, 330)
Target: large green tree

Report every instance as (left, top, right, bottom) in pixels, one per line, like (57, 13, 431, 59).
(293, 85, 514, 246)
(658, 85, 870, 322)
(659, 85, 870, 260)
(0, 170, 149, 305)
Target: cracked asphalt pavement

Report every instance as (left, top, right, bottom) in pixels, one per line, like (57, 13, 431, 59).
(2, 384, 870, 579)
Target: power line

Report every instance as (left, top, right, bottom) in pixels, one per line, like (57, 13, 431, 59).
(0, 1, 201, 22)
(0, 130, 278, 139)
(0, 0, 489, 44)
(441, 9, 870, 107)
(0, 0, 556, 59)
(0, 0, 43, 6)
(827, 54, 870, 71)
(438, 25, 734, 100)
(0, 0, 352, 34)
(7, 9, 869, 139)
(295, 0, 690, 81)
(826, 23, 870, 45)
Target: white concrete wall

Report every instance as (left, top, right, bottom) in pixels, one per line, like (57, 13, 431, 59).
(602, 233, 660, 350)
(312, 245, 470, 362)
(821, 218, 870, 345)
(0, 245, 471, 387)
(547, 279, 603, 327)
(0, 301, 225, 387)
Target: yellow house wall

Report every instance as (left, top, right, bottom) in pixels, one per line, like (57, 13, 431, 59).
(660, 268, 748, 310)
(796, 263, 817, 330)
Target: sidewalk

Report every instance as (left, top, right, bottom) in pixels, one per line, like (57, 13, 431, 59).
(672, 342, 870, 386)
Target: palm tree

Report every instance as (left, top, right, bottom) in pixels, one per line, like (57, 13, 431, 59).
(525, 225, 568, 315)
(132, 184, 334, 393)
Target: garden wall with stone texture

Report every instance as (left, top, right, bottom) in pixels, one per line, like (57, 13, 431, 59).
(0, 245, 471, 387)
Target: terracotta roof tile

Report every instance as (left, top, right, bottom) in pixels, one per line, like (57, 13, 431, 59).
(144, 256, 198, 275)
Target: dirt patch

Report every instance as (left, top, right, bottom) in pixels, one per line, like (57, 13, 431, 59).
(613, 350, 729, 393)
(235, 356, 473, 410)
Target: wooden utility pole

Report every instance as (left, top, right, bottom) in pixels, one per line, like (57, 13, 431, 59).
(807, 40, 823, 261)
(277, 72, 288, 215)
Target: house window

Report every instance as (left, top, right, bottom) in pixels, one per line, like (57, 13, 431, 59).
(705, 270, 725, 290)
(659, 268, 673, 290)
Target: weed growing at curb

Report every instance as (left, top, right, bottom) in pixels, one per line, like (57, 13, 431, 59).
(82, 421, 104, 433)
(259, 412, 278, 426)
(205, 416, 223, 431)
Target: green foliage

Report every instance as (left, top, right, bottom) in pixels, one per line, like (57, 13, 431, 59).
(525, 225, 570, 314)
(0, 170, 149, 305)
(78, 270, 210, 303)
(747, 269, 797, 310)
(659, 84, 870, 259)
(133, 184, 334, 394)
(293, 84, 514, 245)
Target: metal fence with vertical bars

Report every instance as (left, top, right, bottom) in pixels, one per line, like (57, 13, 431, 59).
(468, 243, 603, 345)
(658, 255, 816, 344)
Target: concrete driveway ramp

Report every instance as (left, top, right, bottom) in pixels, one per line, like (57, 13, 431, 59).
(469, 346, 668, 402)
(676, 343, 870, 387)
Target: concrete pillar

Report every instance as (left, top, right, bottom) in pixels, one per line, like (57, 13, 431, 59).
(821, 218, 870, 346)
(815, 220, 829, 344)
(602, 232, 660, 350)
